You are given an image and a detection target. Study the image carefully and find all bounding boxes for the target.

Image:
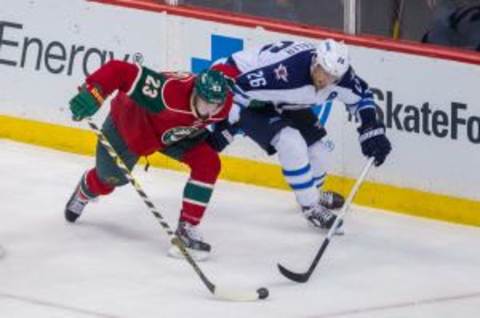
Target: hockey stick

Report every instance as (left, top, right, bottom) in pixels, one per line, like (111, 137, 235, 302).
(277, 157, 375, 283)
(85, 118, 269, 301)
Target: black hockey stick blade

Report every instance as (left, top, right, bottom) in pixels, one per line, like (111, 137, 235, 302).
(277, 238, 330, 283)
(277, 264, 310, 283)
(277, 158, 374, 284)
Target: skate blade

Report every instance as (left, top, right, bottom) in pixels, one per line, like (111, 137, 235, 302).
(167, 245, 210, 262)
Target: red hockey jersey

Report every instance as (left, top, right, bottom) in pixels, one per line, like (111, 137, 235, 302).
(85, 60, 238, 155)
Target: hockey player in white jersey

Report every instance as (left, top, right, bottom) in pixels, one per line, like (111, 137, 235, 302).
(208, 39, 392, 230)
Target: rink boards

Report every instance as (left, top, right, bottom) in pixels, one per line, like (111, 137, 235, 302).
(1, 0, 480, 226)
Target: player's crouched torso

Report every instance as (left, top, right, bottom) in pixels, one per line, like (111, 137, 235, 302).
(110, 72, 232, 156)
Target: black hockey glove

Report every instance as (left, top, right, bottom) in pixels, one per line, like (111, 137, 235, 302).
(357, 108, 391, 167)
(206, 120, 238, 152)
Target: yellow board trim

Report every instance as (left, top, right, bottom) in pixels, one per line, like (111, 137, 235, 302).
(1, 114, 479, 227)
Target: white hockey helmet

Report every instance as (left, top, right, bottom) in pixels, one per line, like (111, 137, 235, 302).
(313, 39, 350, 78)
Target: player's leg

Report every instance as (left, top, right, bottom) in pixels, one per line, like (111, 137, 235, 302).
(238, 108, 340, 230)
(272, 126, 341, 229)
(283, 109, 345, 209)
(65, 115, 139, 222)
(161, 134, 220, 260)
(307, 140, 344, 209)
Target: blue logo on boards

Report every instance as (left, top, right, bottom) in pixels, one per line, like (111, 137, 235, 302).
(191, 34, 244, 73)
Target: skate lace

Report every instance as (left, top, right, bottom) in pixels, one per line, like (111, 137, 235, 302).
(67, 198, 87, 214)
(308, 205, 334, 222)
(182, 223, 203, 242)
(318, 191, 334, 206)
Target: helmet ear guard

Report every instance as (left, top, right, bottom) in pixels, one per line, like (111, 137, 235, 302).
(194, 69, 229, 105)
(313, 39, 350, 79)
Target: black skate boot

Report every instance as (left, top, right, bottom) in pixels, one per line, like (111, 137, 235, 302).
(302, 204, 343, 231)
(64, 179, 93, 223)
(168, 220, 211, 261)
(318, 190, 345, 210)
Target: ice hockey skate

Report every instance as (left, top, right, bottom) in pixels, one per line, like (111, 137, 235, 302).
(64, 182, 92, 223)
(168, 221, 211, 261)
(318, 190, 345, 210)
(302, 204, 344, 235)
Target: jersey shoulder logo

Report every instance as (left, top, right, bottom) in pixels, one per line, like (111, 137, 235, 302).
(273, 63, 289, 83)
(162, 126, 199, 145)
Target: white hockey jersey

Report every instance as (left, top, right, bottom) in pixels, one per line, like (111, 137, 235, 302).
(224, 40, 376, 116)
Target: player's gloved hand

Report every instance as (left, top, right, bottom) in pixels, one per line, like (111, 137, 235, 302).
(69, 84, 105, 121)
(357, 108, 391, 167)
(206, 120, 238, 152)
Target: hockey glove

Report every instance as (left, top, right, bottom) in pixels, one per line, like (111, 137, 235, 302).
(206, 120, 238, 152)
(357, 108, 391, 167)
(69, 84, 105, 121)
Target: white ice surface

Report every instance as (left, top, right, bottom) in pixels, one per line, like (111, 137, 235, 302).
(0, 139, 479, 318)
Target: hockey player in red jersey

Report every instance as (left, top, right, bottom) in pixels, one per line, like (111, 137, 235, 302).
(65, 60, 238, 260)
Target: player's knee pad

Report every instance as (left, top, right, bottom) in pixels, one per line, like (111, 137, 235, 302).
(307, 140, 331, 187)
(307, 140, 330, 168)
(272, 127, 308, 158)
(273, 127, 318, 207)
(183, 144, 221, 182)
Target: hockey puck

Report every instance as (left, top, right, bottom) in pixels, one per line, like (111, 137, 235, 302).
(257, 287, 269, 300)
